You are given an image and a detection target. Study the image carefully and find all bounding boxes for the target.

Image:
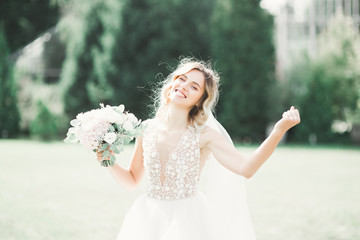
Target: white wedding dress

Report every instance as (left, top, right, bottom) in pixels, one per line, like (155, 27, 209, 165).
(116, 118, 256, 240)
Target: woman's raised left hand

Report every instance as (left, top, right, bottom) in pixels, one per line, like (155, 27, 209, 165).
(274, 106, 301, 134)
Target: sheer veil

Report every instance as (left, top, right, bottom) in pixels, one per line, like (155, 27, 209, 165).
(202, 113, 256, 240)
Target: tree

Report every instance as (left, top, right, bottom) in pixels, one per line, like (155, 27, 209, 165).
(0, 0, 60, 52)
(0, 27, 21, 138)
(30, 101, 58, 140)
(211, 0, 276, 142)
(58, 0, 122, 117)
(59, 0, 214, 119)
(109, 0, 214, 119)
(286, 14, 360, 143)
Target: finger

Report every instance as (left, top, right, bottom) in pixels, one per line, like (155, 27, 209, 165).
(290, 108, 299, 118)
(290, 111, 298, 121)
(283, 112, 290, 119)
(289, 110, 300, 124)
(286, 110, 294, 120)
(294, 109, 300, 117)
(288, 110, 297, 120)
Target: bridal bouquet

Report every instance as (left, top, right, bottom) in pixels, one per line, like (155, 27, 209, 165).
(64, 103, 144, 167)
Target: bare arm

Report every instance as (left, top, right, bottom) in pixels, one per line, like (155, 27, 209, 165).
(204, 106, 301, 178)
(97, 136, 145, 191)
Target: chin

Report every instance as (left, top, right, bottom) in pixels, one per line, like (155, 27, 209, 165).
(169, 98, 192, 109)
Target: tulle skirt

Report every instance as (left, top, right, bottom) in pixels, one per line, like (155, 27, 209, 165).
(116, 191, 221, 240)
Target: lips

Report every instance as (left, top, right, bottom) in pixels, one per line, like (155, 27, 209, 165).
(175, 89, 187, 98)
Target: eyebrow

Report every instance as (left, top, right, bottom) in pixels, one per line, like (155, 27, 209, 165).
(179, 74, 202, 89)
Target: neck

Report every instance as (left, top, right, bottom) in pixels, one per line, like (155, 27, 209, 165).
(161, 103, 190, 131)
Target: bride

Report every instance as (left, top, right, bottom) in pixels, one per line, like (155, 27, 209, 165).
(97, 57, 300, 240)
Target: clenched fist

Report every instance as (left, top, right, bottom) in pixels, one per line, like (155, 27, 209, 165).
(274, 106, 301, 134)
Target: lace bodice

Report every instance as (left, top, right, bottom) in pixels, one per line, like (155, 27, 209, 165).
(142, 119, 201, 200)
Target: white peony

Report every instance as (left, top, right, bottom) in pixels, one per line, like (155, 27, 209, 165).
(123, 120, 134, 131)
(104, 132, 117, 144)
(127, 113, 138, 123)
(115, 115, 125, 125)
(99, 106, 125, 125)
(76, 109, 100, 123)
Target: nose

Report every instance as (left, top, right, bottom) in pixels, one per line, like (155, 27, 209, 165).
(180, 82, 189, 91)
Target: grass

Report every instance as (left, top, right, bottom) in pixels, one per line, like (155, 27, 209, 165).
(0, 140, 359, 240)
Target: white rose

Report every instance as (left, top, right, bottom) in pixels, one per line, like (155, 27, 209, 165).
(115, 114, 125, 125)
(101, 107, 125, 125)
(123, 120, 134, 131)
(104, 132, 117, 144)
(127, 113, 138, 123)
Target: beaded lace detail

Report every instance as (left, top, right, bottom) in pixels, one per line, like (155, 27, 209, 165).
(142, 119, 201, 200)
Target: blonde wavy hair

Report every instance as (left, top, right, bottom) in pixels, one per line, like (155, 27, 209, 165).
(154, 57, 220, 128)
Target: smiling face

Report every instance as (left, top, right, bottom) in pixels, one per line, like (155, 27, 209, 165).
(156, 59, 220, 127)
(168, 69, 206, 110)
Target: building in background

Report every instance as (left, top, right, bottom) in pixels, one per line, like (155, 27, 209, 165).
(275, 0, 360, 80)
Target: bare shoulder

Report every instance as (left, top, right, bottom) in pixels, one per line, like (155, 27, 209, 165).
(199, 125, 223, 148)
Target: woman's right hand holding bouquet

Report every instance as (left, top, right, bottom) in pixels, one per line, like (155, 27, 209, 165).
(64, 103, 145, 167)
(96, 146, 115, 164)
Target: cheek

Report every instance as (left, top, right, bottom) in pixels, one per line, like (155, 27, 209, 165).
(168, 83, 176, 95)
(169, 81, 178, 92)
(192, 90, 205, 104)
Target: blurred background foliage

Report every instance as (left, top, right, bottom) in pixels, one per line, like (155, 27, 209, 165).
(212, 0, 277, 142)
(282, 14, 360, 144)
(0, 0, 359, 145)
(0, 27, 21, 138)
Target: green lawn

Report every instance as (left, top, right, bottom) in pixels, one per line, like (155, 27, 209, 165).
(0, 140, 359, 240)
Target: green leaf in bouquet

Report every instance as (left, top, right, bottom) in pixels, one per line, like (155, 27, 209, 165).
(101, 143, 109, 151)
(101, 160, 114, 167)
(122, 135, 133, 144)
(109, 125, 115, 132)
(114, 124, 121, 132)
(113, 147, 121, 154)
(64, 134, 77, 143)
(110, 144, 117, 151)
(103, 150, 110, 158)
(119, 143, 125, 151)
(135, 129, 143, 136)
(113, 108, 124, 115)
(110, 155, 116, 162)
